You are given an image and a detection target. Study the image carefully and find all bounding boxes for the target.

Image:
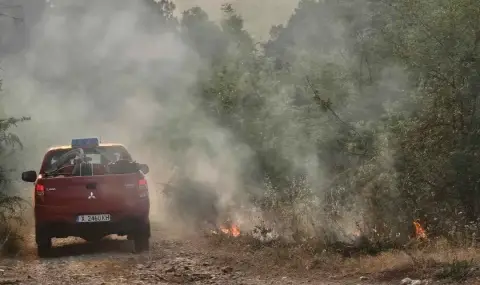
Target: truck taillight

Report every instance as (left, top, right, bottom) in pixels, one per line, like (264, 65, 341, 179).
(138, 178, 148, 198)
(35, 184, 45, 195)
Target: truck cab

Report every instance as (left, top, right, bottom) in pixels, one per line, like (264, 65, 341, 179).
(21, 138, 151, 257)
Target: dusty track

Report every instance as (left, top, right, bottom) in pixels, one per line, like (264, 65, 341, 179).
(0, 222, 392, 285)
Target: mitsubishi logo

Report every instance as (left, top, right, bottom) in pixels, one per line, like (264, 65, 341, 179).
(88, 192, 96, 199)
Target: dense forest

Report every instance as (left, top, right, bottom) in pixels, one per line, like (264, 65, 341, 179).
(2, 0, 480, 250)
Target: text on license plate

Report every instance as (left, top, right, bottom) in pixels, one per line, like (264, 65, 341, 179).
(76, 214, 111, 223)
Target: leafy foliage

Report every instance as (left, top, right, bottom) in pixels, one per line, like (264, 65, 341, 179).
(0, 77, 30, 253)
(0, 115, 28, 254)
(137, 0, 480, 247)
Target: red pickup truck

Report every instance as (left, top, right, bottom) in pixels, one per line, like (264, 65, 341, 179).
(21, 138, 151, 257)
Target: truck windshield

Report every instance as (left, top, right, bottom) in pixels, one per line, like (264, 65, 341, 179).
(42, 146, 132, 173)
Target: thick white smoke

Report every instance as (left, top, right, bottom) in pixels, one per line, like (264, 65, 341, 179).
(1, 0, 256, 235)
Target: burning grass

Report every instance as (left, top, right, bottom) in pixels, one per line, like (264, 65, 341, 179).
(203, 220, 480, 283)
(211, 224, 241, 237)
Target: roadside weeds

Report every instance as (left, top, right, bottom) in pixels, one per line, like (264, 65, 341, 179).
(205, 234, 480, 284)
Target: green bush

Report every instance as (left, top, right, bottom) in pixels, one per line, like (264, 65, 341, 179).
(0, 113, 30, 254)
(142, 0, 480, 247)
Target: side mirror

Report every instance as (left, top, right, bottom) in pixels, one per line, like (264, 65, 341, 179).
(138, 164, 149, 175)
(21, 170, 37, 183)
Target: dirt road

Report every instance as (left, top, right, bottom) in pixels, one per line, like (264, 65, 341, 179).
(0, 222, 397, 285)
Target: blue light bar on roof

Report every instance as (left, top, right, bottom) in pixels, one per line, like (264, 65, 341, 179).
(71, 138, 99, 148)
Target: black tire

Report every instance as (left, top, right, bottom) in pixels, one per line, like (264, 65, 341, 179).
(37, 238, 52, 258)
(132, 222, 150, 253)
(35, 227, 52, 258)
(134, 236, 149, 253)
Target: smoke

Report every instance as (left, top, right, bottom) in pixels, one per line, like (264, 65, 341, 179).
(252, 0, 415, 241)
(0, 0, 415, 244)
(0, 0, 257, 235)
(173, 0, 299, 39)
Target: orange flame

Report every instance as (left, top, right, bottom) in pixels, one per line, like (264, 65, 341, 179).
(220, 224, 240, 237)
(413, 220, 427, 240)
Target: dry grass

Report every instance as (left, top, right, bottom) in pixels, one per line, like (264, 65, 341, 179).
(0, 220, 29, 256)
(0, 203, 32, 257)
(205, 233, 480, 283)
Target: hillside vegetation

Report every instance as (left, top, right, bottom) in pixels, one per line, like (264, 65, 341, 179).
(1, 0, 480, 271)
(164, 0, 480, 247)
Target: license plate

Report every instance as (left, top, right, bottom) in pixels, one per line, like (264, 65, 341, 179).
(76, 214, 111, 223)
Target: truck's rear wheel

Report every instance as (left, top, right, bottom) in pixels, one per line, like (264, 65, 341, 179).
(36, 227, 52, 258)
(131, 222, 150, 253)
(37, 238, 52, 258)
(134, 236, 149, 252)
